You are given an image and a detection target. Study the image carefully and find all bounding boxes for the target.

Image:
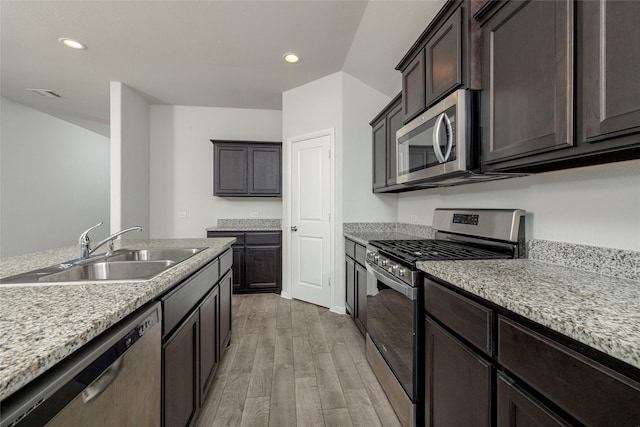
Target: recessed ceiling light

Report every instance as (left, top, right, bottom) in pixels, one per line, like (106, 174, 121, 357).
(58, 38, 87, 50)
(283, 53, 299, 63)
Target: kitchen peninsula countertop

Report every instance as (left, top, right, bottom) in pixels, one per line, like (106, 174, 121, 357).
(0, 238, 234, 401)
(417, 259, 640, 371)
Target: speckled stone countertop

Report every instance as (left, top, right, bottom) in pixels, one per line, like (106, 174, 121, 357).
(343, 222, 435, 246)
(207, 218, 281, 232)
(0, 238, 234, 401)
(417, 259, 640, 370)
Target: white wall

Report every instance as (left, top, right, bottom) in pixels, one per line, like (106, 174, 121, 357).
(342, 72, 398, 222)
(110, 82, 150, 238)
(0, 97, 110, 257)
(149, 105, 282, 238)
(397, 159, 640, 250)
(282, 72, 343, 306)
(282, 71, 398, 312)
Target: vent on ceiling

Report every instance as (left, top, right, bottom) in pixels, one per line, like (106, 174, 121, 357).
(25, 88, 62, 98)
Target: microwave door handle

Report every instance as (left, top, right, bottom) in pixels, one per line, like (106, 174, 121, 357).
(442, 113, 453, 161)
(432, 113, 447, 163)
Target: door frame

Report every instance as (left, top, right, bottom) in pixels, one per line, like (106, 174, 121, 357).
(283, 128, 337, 311)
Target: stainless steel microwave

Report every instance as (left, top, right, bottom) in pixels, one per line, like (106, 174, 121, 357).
(396, 89, 516, 187)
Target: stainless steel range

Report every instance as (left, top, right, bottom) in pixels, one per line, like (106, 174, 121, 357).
(365, 208, 526, 427)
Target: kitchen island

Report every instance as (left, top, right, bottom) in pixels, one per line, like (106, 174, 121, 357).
(0, 238, 234, 402)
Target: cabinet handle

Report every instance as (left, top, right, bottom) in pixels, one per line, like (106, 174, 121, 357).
(432, 112, 453, 163)
(291, 226, 298, 232)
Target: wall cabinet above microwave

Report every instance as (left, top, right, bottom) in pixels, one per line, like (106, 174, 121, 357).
(370, 93, 405, 193)
(396, 0, 481, 124)
(211, 140, 282, 197)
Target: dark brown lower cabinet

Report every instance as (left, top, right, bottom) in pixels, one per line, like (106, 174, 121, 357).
(207, 231, 282, 294)
(162, 252, 234, 427)
(344, 238, 367, 335)
(163, 310, 199, 427)
(497, 374, 570, 427)
(199, 286, 219, 399)
(425, 316, 492, 427)
(219, 271, 232, 357)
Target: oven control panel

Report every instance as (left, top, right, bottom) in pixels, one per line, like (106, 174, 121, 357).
(365, 249, 419, 287)
(452, 213, 479, 225)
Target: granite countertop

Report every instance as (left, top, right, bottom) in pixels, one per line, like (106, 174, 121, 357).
(417, 259, 640, 370)
(344, 231, 425, 247)
(207, 218, 281, 232)
(0, 238, 234, 401)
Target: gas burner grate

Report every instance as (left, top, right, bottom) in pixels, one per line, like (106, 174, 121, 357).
(369, 239, 512, 263)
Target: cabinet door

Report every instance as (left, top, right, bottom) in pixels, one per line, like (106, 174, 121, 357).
(214, 145, 248, 195)
(386, 102, 403, 187)
(199, 286, 218, 399)
(425, 8, 462, 106)
(245, 246, 281, 293)
(497, 374, 571, 427)
(232, 246, 244, 293)
(219, 270, 232, 357)
(425, 317, 492, 427)
(163, 310, 199, 427)
(372, 119, 387, 190)
(402, 50, 426, 123)
(355, 263, 367, 334)
(481, 0, 574, 166)
(345, 257, 355, 317)
(249, 145, 281, 195)
(581, 0, 640, 144)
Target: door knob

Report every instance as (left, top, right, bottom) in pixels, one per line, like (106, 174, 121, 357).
(291, 226, 298, 232)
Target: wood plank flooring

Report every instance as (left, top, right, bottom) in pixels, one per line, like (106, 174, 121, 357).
(195, 294, 401, 427)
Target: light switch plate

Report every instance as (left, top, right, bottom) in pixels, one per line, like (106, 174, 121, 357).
(250, 212, 259, 218)
(177, 211, 187, 218)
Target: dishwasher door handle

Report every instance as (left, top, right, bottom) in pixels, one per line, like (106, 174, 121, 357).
(81, 357, 123, 403)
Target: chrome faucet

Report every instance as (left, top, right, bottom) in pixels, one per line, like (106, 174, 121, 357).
(79, 223, 143, 259)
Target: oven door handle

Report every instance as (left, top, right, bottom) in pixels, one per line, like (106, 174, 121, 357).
(366, 263, 418, 300)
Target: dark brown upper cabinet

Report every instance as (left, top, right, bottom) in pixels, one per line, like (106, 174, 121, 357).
(397, 1, 477, 124)
(476, 0, 640, 173)
(580, 0, 640, 146)
(370, 93, 405, 193)
(401, 52, 426, 123)
(211, 140, 281, 197)
(479, 0, 575, 166)
(425, 8, 463, 106)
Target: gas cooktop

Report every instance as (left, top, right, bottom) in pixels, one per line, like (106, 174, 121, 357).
(368, 239, 513, 264)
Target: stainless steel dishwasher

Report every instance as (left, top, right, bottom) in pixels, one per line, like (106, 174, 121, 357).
(1, 303, 161, 427)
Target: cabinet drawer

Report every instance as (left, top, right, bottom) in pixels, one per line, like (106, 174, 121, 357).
(219, 248, 232, 275)
(245, 231, 281, 245)
(498, 316, 640, 426)
(425, 280, 493, 356)
(354, 243, 366, 266)
(345, 239, 356, 259)
(162, 259, 219, 337)
(207, 231, 244, 245)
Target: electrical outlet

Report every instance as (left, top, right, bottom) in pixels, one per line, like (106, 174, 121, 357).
(177, 211, 187, 218)
(409, 214, 417, 223)
(250, 212, 259, 218)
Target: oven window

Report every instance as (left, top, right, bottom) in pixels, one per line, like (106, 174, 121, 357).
(367, 281, 415, 399)
(397, 105, 457, 175)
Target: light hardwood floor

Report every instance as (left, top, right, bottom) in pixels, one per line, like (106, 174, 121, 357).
(195, 293, 401, 427)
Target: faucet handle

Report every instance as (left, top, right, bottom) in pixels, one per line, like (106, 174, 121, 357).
(79, 222, 103, 244)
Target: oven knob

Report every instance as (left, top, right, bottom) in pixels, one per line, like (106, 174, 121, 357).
(391, 265, 399, 275)
(373, 255, 380, 262)
(398, 268, 406, 277)
(381, 259, 387, 267)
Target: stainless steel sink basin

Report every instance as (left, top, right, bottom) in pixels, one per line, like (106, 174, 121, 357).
(106, 248, 205, 263)
(0, 247, 206, 284)
(39, 260, 176, 282)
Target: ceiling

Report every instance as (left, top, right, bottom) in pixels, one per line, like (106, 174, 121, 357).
(1, 1, 444, 137)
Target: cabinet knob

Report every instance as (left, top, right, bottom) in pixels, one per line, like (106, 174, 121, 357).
(291, 226, 298, 232)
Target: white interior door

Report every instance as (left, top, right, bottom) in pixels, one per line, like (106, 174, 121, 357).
(290, 132, 332, 308)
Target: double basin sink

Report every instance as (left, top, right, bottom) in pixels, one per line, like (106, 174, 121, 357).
(1, 248, 205, 284)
